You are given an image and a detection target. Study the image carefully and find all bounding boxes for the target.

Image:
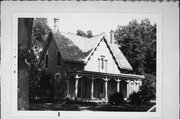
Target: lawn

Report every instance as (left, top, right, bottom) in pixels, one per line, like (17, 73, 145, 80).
(29, 100, 155, 112)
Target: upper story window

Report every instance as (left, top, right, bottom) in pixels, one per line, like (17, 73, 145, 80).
(45, 54, 48, 68)
(98, 55, 108, 72)
(101, 57, 104, 69)
(105, 60, 108, 72)
(98, 58, 100, 72)
(57, 51, 61, 66)
(100, 55, 105, 70)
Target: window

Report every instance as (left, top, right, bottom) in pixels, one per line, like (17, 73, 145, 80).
(98, 58, 100, 71)
(101, 57, 104, 69)
(100, 55, 105, 70)
(57, 51, 60, 66)
(45, 54, 48, 68)
(105, 60, 108, 72)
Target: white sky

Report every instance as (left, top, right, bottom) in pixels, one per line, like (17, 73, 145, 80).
(47, 13, 158, 37)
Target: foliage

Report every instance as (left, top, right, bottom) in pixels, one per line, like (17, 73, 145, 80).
(32, 18, 51, 60)
(115, 19, 156, 75)
(86, 30, 93, 38)
(76, 30, 93, 38)
(39, 71, 55, 99)
(129, 92, 143, 105)
(140, 73, 156, 101)
(129, 74, 156, 105)
(76, 30, 86, 37)
(29, 18, 51, 100)
(108, 92, 124, 105)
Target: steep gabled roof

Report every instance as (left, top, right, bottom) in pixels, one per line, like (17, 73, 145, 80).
(108, 44, 133, 70)
(54, 32, 105, 62)
(39, 31, 133, 71)
(83, 34, 133, 71)
(59, 32, 105, 53)
(53, 33, 87, 62)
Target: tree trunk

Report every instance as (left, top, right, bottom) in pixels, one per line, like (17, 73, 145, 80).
(18, 18, 33, 110)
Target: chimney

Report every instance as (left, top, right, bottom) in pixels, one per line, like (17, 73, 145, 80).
(110, 30, 115, 44)
(54, 18, 59, 32)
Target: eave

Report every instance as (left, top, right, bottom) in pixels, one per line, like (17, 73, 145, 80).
(66, 70, 145, 80)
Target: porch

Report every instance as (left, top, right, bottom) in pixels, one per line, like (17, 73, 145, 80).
(64, 70, 144, 102)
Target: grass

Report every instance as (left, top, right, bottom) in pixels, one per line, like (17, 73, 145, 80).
(29, 99, 155, 112)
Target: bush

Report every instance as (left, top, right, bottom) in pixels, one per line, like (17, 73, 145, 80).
(62, 98, 76, 105)
(109, 92, 124, 105)
(129, 92, 144, 105)
(129, 73, 156, 105)
(140, 73, 156, 101)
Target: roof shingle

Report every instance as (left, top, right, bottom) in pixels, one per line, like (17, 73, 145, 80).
(52, 32, 133, 70)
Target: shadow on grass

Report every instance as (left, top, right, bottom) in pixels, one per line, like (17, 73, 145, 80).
(29, 101, 155, 112)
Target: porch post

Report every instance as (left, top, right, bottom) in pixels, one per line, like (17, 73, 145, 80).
(75, 74, 81, 98)
(105, 81, 108, 100)
(66, 79, 69, 98)
(91, 77, 94, 99)
(115, 79, 121, 92)
(126, 80, 131, 98)
(103, 78, 109, 100)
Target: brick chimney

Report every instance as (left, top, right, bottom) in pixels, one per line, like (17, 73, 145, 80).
(54, 18, 59, 32)
(110, 30, 115, 44)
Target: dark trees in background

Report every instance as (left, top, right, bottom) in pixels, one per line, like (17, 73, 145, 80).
(86, 30, 93, 38)
(18, 18, 51, 104)
(29, 18, 51, 102)
(115, 18, 156, 75)
(115, 19, 156, 102)
(18, 18, 33, 110)
(76, 30, 86, 37)
(76, 30, 93, 38)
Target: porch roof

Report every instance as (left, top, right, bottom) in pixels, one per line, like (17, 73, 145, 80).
(65, 70, 145, 80)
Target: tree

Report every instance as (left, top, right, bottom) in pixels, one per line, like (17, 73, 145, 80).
(86, 30, 93, 38)
(76, 30, 93, 38)
(115, 19, 156, 75)
(29, 18, 51, 101)
(32, 18, 51, 59)
(115, 19, 156, 101)
(18, 18, 33, 110)
(76, 30, 86, 37)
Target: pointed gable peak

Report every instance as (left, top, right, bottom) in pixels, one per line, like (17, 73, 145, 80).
(85, 32, 133, 71)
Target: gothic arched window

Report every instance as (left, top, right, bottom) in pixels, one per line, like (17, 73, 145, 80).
(57, 51, 61, 66)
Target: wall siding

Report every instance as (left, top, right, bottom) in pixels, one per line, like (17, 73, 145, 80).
(84, 39, 120, 74)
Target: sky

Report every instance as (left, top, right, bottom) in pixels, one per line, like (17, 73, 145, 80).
(47, 13, 158, 37)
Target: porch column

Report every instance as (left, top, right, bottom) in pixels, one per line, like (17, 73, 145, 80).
(75, 74, 81, 98)
(126, 80, 131, 98)
(66, 79, 70, 98)
(91, 77, 94, 99)
(105, 81, 108, 100)
(103, 78, 110, 100)
(115, 79, 121, 92)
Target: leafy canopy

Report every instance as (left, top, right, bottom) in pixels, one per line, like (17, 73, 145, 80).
(115, 18, 156, 75)
(76, 30, 93, 38)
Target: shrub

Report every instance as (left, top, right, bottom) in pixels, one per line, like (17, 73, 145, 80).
(63, 98, 76, 105)
(109, 92, 124, 105)
(129, 92, 144, 105)
(129, 73, 156, 105)
(140, 73, 156, 101)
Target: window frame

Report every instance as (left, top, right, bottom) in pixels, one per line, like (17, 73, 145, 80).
(56, 50, 61, 66)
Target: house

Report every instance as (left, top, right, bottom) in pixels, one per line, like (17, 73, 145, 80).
(38, 19, 145, 102)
